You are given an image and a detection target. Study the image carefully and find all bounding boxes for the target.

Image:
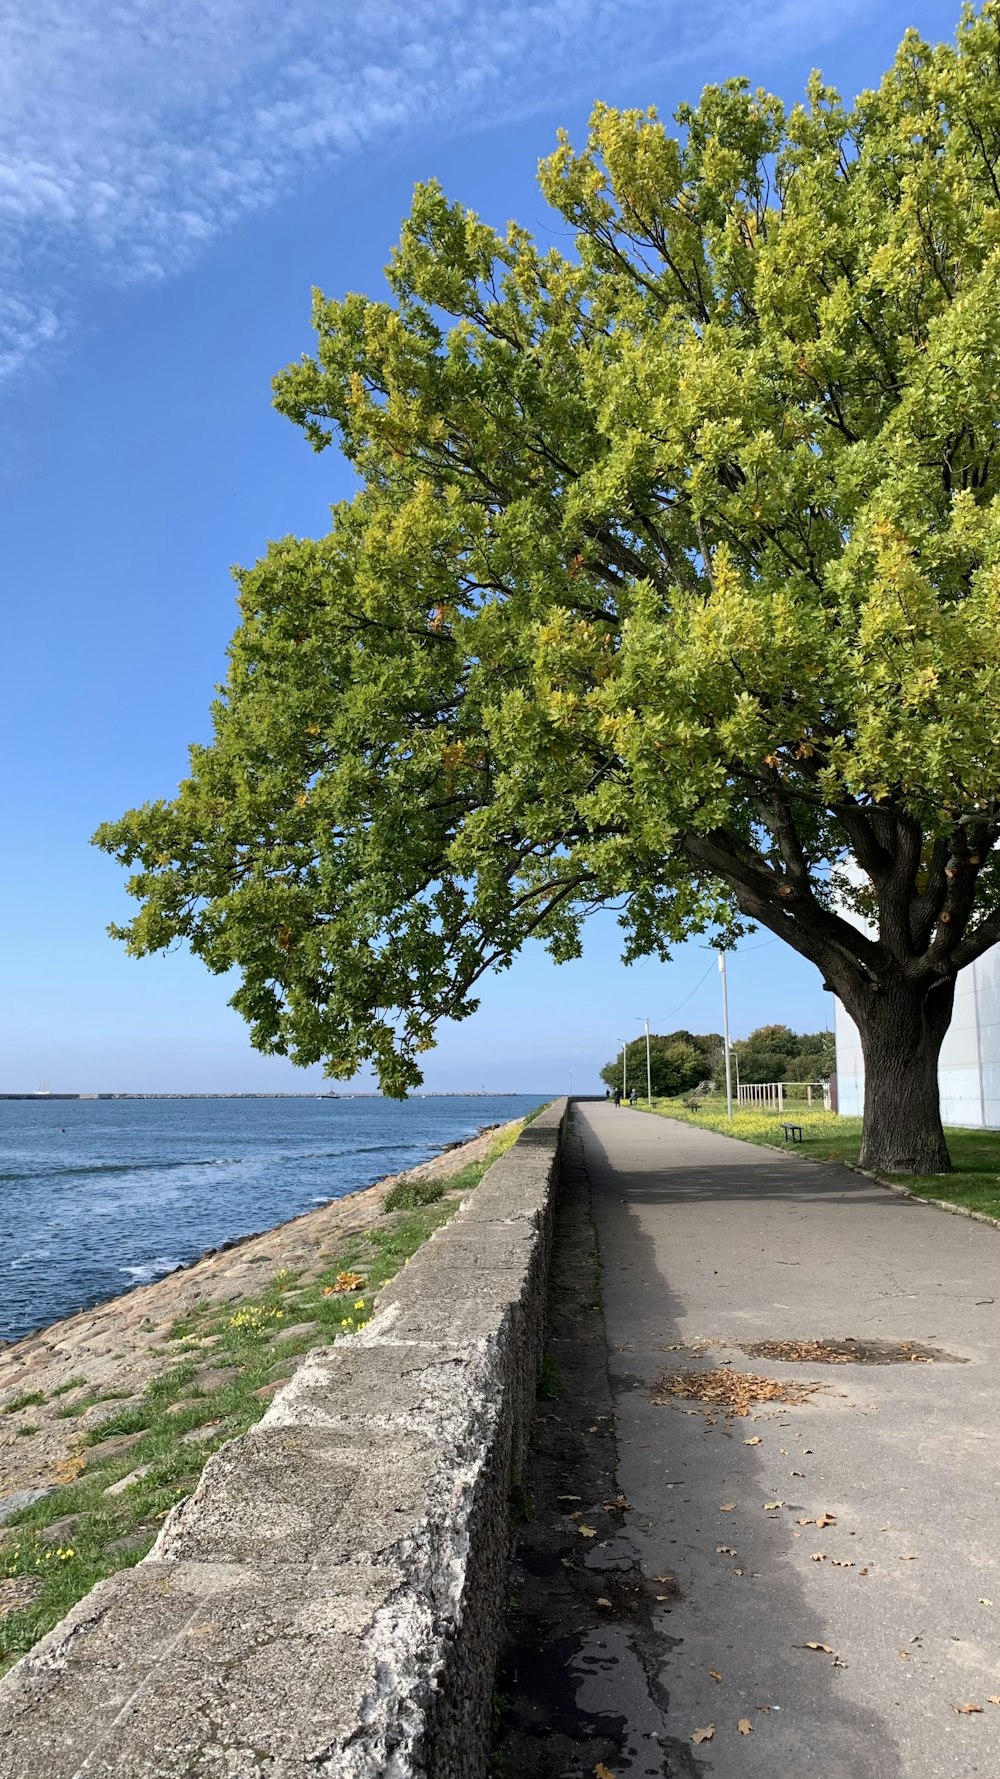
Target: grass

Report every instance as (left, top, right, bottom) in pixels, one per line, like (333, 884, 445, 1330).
(0, 1120, 524, 1676)
(641, 1097, 1000, 1221)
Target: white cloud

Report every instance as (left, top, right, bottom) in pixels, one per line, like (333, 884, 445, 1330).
(0, 0, 874, 383)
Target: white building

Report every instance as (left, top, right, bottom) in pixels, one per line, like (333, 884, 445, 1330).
(834, 946, 1000, 1127)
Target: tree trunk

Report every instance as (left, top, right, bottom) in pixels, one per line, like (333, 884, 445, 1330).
(856, 979, 955, 1175)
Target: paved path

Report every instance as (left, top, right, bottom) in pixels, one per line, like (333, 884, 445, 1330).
(572, 1102, 1000, 1778)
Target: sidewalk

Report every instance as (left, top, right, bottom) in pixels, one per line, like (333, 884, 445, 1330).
(495, 1101, 1000, 1779)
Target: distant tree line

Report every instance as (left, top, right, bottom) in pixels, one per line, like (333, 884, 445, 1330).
(601, 1025, 834, 1098)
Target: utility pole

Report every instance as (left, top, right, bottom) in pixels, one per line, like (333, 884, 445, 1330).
(621, 1041, 627, 1101)
(718, 952, 733, 1120)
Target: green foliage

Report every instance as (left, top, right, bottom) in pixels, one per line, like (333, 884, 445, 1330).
(601, 1032, 708, 1096)
(383, 1175, 446, 1211)
(95, 9, 1000, 1110)
(733, 1024, 835, 1083)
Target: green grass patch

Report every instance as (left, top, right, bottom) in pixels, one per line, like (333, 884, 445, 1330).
(3, 1392, 46, 1415)
(642, 1098, 1000, 1221)
(383, 1176, 446, 1212)
(0, 1117, 528, 1676)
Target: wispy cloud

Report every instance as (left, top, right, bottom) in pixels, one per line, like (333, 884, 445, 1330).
(0, 0, 874, 384)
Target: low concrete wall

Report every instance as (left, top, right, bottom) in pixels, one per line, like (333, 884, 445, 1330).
(0, 1101, 567, 1779)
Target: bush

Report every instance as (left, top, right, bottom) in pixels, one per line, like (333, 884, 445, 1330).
(383, 1176, 447, 1212)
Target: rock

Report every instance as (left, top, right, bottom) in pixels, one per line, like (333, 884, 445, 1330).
(0, 1575, 43, 1618)
(180, 1421, 224, 1445)
(103, 1526, 157, 1557)
(104, 1466, 154, 1497)
(252, 1378, 290, 1401)
(193, 1367, 240, 1394)
(273, 1322, 318, 1343)
(0, 1487, 54, 1525)
(83, 1431, 146, 1465)
(39, 1515, 81, 1542)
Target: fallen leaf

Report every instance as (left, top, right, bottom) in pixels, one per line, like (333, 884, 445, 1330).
(578, 1525, 597, 1538)
(652, 1574, 675, 1584)
(709, 1669, 723, 1683)
(987, 1695, 1000, 1705)
(737, 1718, 753, 1735)
(763, 1500, 784, 1511)
(954, 1703, 983, 1714)
(720, 1503, 737, 1512)
(898, 1554, 916, 1562)
(816, 1513, 837, 1528)
(691, 1725, 715, 1745)
(797, 1517, 815, 1526)
(558, 1494, 582, 1502)
(831, 1559, 855, 1568)
(792, 1470, 804, 1477)
(735, 1567, 744, 1575)
(744, 1436, 762, 1445)
(594, 1766, 615, 1779)
(716, 1545, 737, 1555)
(898, 1650, 910, 1660)
(801, 1642, 834, 1653)
(811, 1552, 826, 1562)
(596, 1597, 612, 1608)
(655, 1594, 671, 1601)
(832, 1655, 849, 1669)
(979, 1598, 993, 1606)
(329, 1270, 366, 1293)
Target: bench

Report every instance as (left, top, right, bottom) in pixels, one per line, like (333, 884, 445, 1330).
(683, 1099, 702, 1111)
(781, 1122, 804, 1143)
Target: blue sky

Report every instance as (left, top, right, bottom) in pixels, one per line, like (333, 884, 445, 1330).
(0, 0, 963, 1094)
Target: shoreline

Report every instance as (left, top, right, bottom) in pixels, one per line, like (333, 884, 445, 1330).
(0, 1119, 510, 1522)
(0, 1121, 503, 1354)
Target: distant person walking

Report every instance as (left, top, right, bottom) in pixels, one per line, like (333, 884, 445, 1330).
(612, 1086, 621, 1108)
(629, 1087, 638, 1107)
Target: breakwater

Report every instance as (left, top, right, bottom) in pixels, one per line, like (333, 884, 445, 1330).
(0, 1101, 567, 1777)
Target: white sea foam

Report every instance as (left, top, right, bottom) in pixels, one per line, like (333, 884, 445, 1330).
(119, 1255, 183, 1283)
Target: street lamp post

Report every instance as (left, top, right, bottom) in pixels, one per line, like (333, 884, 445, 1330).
(636, 1016, 652, 1106)
(621, 1041, 627, 1101)
(717, 952, 733, 1120)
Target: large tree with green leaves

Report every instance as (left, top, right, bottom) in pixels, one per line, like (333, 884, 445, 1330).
(97, 7, 1000, 1173)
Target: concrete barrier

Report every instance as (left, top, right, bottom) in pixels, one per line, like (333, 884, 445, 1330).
(0, 1100, 566, 1779)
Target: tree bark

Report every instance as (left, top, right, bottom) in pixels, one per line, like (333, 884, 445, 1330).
(856, 978, 955, 1174)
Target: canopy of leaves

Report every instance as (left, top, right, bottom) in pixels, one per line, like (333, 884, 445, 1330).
(601, 1032, 714, 1095)
(734, 1024, 835, 1082)
(96, 8, 1000, 1093)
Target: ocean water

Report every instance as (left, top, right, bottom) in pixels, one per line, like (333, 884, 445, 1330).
(0, 1094, 546, 1344)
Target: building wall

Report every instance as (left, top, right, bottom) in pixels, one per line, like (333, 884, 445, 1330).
(834, 947, 1000, 1128)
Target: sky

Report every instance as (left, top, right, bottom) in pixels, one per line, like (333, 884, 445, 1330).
(0, 0, 965, 1094)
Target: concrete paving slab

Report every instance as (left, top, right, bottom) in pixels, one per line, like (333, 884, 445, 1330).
(501, 1102, 1000, 1779)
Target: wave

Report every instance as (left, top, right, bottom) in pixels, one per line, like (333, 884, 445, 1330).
(119, 1255, 184, 1283)
(0, 1139, 433, 1188)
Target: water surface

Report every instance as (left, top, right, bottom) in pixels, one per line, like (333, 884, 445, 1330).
(0, 1094, 545, 1343)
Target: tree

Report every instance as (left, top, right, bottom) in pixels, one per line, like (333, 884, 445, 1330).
(733, 1023, 834, 1084)
(601, 1034, 707, 1097)
(96, 8, 1000, 1172)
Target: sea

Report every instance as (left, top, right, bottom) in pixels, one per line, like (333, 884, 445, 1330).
(0, 1094, 547, 1345)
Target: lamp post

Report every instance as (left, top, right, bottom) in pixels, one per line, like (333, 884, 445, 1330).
(621, 1041, 627, 1101)
(636, 1016, 652, 1106)
(717, 952, 733, 1120)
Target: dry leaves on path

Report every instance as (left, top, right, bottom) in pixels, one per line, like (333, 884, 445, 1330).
(737, 1718, 754, 1735)
(691, 1725, 715, 1744)
(954, 1703, 984, 1714)
(652, 1368, 821, 1419)
(594, 1765, 616, 1778)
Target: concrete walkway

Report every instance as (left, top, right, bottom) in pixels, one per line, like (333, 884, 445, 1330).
(546, 1104, 999, 1777)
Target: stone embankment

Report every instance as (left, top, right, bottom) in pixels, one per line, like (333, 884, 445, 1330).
(0, 1099, 567, 1778)
(0, 1122, 508, 1525)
